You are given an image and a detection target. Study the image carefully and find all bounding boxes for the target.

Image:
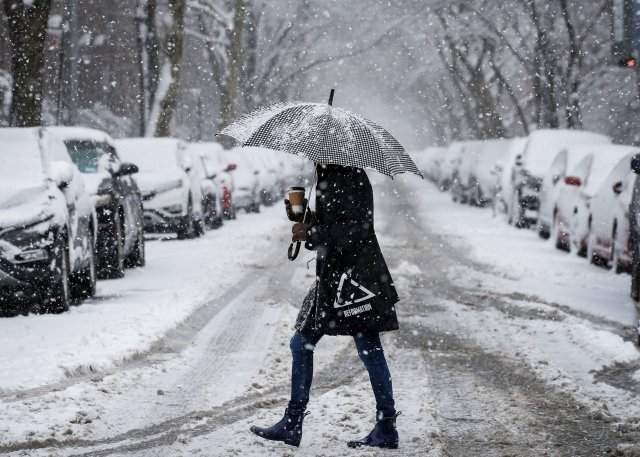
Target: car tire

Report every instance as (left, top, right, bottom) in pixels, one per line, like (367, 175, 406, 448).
(125, 226, 146, 268)
(46, 235, 71, 314)
(177, 198, 196, 239)
(631, 242, 640, 301)
(71, 234, 97, 299)
(510, 193, 523, 228)
(538, 223, 550, 240)
(98, 210, 125, 279)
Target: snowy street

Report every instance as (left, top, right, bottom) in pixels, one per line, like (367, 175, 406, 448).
(2, 175, 639, 456)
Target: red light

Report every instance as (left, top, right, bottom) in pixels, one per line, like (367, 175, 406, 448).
(620, 57, 637, 68)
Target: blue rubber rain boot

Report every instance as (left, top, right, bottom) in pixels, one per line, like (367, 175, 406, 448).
(347, 411, 401, 449)
(250, 408, 308, 447)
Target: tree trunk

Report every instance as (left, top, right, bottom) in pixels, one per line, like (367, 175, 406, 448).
(147, 0, 186, 137)
(220, 0, 245, 128)
(4, 0, 52, 127)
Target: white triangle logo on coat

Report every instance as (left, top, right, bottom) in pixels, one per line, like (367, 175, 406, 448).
(333, 272, 376, 309)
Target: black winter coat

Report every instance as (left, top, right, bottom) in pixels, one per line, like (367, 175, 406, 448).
(295, 164, 399, 336)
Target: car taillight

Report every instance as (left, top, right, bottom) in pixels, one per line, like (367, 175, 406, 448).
(223, 186, 232, 209)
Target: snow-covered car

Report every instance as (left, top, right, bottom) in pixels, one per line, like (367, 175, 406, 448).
(438, 141, 469, 192)
(187, 144, 224, 229)
(492, 137, 528, 220)
(537, 145, 602, 239)
(554, 146, 632, 256)
(450, 140, 485, 204)
(0, 128, 97, 314)
(240, 147, 281, 206)
(626, 154, 640, 302)
(464, 139, 513, 207)
(224, 148, 261, 213)
(588, 151, 638, 272)
(115, 138, 204, 239)
(190, 142, 236, 220)
(412, 146, 447, 183)
(508, 129, 610, 228)
(48, 127, 145, 279)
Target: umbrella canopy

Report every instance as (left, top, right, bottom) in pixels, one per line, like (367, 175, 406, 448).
(217, 101, 423, 179)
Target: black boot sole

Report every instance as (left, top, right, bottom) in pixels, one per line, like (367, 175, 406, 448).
(250, 426, 301, 447)
(347, 441, 398, 449)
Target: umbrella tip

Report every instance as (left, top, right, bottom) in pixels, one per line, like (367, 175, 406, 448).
(328, 89, 335, 106)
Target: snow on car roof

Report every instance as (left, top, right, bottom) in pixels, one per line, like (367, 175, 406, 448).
(0, 128, 46, 186)
(582, 145, 639, 197)
(46, 126, 115, 148)
(115, 137, 185, 172)
(523, 129, 610, 177)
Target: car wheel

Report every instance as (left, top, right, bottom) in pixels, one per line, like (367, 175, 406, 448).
(125, 226, 146, 268)
(554, 215, 568, 251)
(98, 210, 125, 279)
(177, 198, 195, 239)
(537, 222, 550, 240)
(71, 234, 97, 299)
(46, 235, 71, 314)
(611, 224, 625, 274)
(510, 193, 524, 228)
(631, 244, 640, 301)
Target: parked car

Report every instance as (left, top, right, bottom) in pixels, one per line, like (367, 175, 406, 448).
(115, 138, 204, 239)
(191, 142, 237, 220)
(537, 145, 602, 239)
(224, 148, 262, 213)
(241, 147, 281, 206)
(451, 140, 485, 204)
(438, 141, 469, 192)
(627, 154, 640, 303)
(48, 127, 145, 279)
(464, 139, 513, 207)
(507, 129, 610, 228)
(188, 146, 223, 229)
(492, 137, 528, 219)
(554, 146, 632, 256)
(588, 151, 638, 272)
(412, 146, 447, 183)
(0, 128, 97, 314)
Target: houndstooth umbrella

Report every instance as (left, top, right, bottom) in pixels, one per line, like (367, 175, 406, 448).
(217, 92, 423, 179)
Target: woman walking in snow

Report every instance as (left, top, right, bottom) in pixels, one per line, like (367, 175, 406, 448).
(250, 163, 401, 449)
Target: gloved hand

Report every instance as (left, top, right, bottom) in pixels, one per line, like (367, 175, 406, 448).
(284, 198, 307, 223)
(292, 223, 310, 242)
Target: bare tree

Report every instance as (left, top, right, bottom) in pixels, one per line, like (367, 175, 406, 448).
(3, 0, 52, 126)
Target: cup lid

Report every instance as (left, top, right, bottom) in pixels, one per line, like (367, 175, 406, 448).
(288, 186, 306, 192)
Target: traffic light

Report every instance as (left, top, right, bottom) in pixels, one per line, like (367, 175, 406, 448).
(620, 56, 638, 67)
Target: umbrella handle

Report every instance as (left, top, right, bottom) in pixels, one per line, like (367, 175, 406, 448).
(288, 241, 301, 261)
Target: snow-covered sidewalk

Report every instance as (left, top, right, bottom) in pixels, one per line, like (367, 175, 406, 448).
(0, 205, 290, 392)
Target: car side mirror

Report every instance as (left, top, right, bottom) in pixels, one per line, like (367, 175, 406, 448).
(116, 162, 139, 176)
(631, 154, 640, 174)
(225, 163, 237, 172)
(49, 161, 74, 189)
(564, 176, 581, 186)
(613, 181, 623, 195)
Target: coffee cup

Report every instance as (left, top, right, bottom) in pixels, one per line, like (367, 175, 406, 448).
(288, 186, 306, 214)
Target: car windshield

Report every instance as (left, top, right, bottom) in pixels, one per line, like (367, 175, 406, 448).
(65, 140, 107, 173)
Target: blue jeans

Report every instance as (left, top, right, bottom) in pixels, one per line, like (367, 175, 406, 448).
(287, 327, 395, 417)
